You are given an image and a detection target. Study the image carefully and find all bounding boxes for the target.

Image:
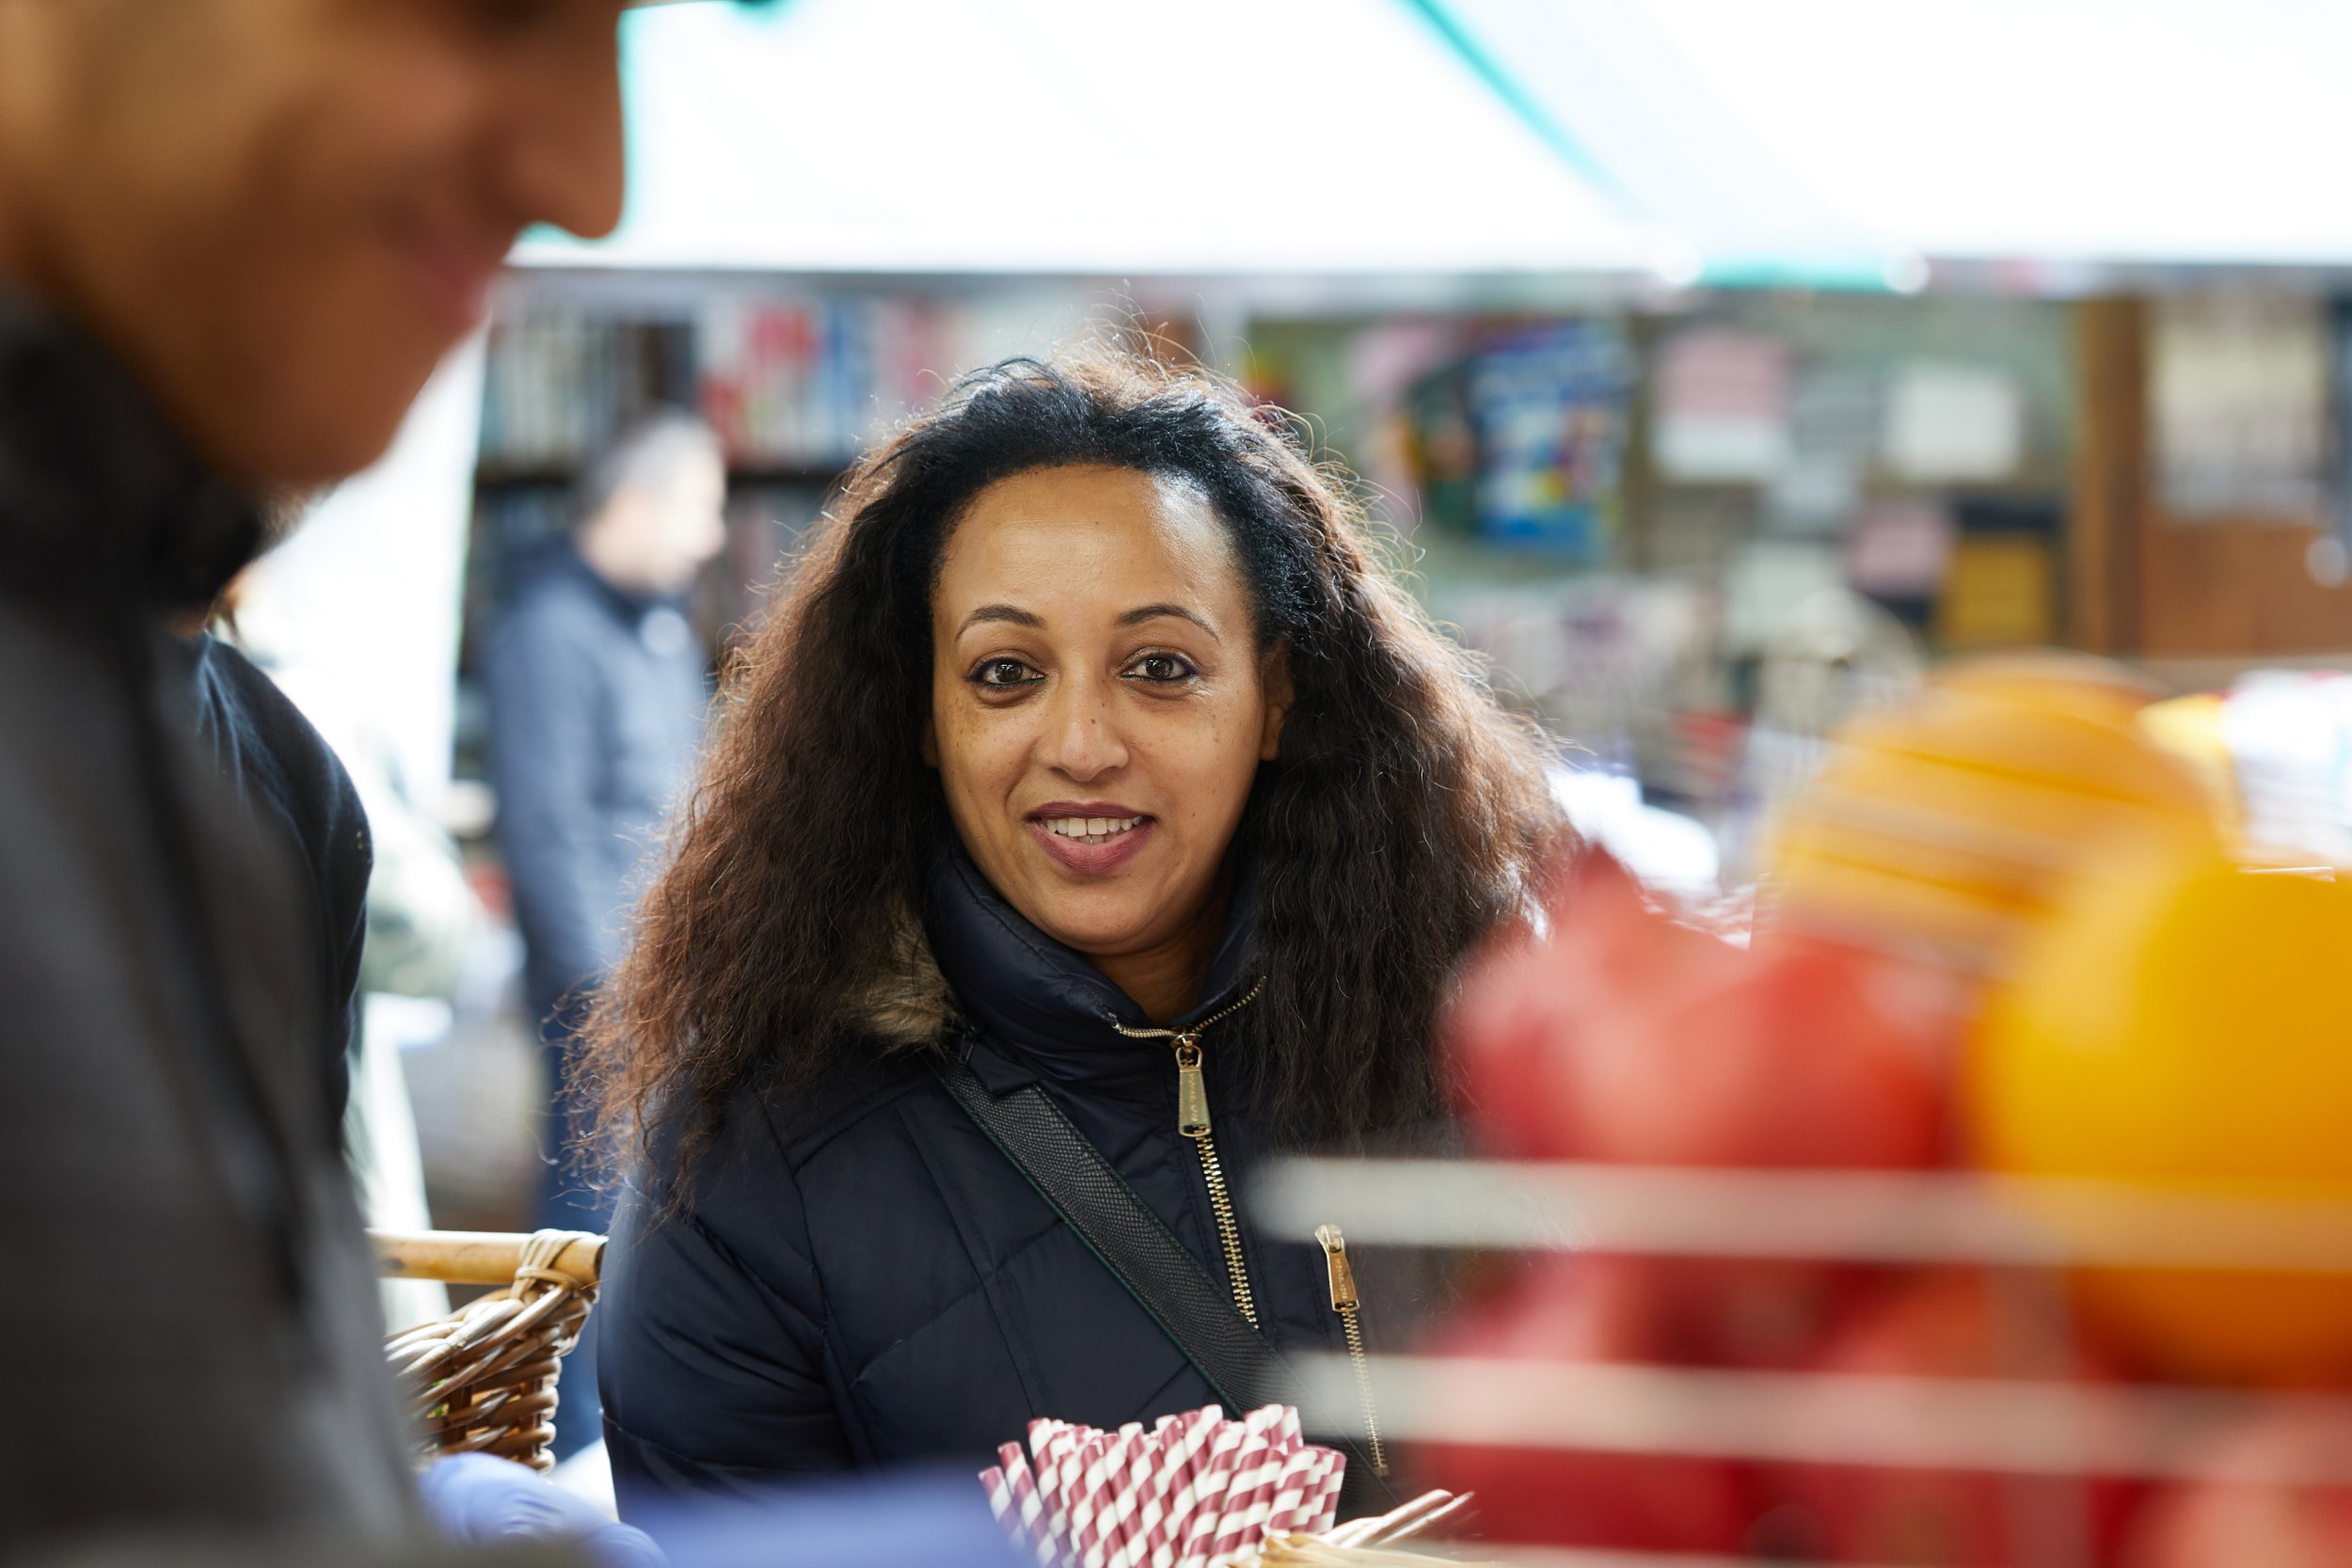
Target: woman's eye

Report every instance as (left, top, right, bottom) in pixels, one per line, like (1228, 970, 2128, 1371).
(971, 657, 1042, 689)
(1126, 653, 1199, 683)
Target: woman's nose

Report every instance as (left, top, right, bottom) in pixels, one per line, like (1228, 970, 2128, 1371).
(1038, 676, 1129, 782)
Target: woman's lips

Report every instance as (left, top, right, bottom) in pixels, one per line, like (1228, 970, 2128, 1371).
(1026, 816, 1155, 876)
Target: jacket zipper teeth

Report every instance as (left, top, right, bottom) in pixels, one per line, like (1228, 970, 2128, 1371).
(1194, 1123, 1259, 1328)
(1174, 1037, 1258, 1327)
(1107, 983, 1266, 1330)
(1315, 1223, 1390, 1478)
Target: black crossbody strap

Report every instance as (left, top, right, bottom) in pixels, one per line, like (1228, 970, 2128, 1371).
(938, 1057, 1393, 1508)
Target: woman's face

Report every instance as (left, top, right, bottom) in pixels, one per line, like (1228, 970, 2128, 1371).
(928, 464, 1287, 974)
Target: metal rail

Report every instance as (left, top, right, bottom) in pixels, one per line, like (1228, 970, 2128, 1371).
(1258, 1159, 2352, 1272)
(1295, 1354, 2352, 1483)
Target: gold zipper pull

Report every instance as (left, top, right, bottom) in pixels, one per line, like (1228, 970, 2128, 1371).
(1314, 1224, 1358, 1309)
(1173, 1036, 1211, 1139)
(1316, 1222, 1388, 1477)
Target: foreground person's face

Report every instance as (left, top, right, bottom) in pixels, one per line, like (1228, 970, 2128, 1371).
(929, 464, 1286, 978)
(0, 0, 629, 486)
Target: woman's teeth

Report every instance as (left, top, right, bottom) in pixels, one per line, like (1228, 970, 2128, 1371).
(1041, 816, 1144, 846)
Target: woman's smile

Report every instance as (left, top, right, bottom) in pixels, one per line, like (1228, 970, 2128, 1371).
(1026, 801, 1156, 874)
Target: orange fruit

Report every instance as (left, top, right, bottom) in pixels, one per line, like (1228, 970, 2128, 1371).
(1969, 828, 2352, 1385)
(1929, 650, 2169, 726)
(1767, 657, 2222, 964)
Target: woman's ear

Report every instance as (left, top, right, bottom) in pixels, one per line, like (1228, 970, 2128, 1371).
(1258, 641, 1294, 762)
(921, 710, 940, 768)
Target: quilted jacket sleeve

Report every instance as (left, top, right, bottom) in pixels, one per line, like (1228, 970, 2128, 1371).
(596, 1149, 855, 1514)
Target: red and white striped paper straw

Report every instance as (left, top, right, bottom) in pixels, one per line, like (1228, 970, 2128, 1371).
(1178, 1417, 1249, 1568)
(1167, 1404, 1218, 1522)
(1307, 1449, 1345, 1535)
(1057, 1442, 1093, 1568)
(1038, 1442, 1076, 1557)
(1102, 1424, 1144, 1568)
(998, 1444, 1056, 1564)
(1097, 1430, 1134, 1568)
(1272, 1405, 1303, 1450)
(1152, 1410, 1211, 1568)
(1204, 1425, 1278, 1562)
(1117, 1421, 1164, 1568)
(1080, 1433, 1120, 1568)
(1158, 1406, 1216, 1568)
(1266, 1445, 1321, 1539)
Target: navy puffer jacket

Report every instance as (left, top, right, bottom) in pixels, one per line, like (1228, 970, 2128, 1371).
(597, 846, 1422, 1513)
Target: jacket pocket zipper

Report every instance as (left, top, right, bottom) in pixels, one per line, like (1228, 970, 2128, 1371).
(1315, 1223, 1390, 1478)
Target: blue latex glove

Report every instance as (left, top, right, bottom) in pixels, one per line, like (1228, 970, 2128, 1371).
(626, 1468, 1024, 1568)
(421, 1453, 666, 1568)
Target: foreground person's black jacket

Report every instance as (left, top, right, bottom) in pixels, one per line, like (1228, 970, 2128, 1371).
(0, 290, 419, 1548)
(599, 846, 1420, 1511)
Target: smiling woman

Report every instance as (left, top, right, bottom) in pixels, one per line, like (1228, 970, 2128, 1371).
(927, 465, 1291, 1022)
(580, 351, 1569, 1513)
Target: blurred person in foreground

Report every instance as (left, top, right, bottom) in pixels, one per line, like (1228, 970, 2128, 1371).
(484, 409, 725, 1459)
(582, 353, 1572, 1511)
(0, 0, 652, 1556)
(168, 580, 373, 1126)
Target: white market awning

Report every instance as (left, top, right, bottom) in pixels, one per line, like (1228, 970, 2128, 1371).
(516, 0, 1665, 277)
(1429, 0, 2352, 276)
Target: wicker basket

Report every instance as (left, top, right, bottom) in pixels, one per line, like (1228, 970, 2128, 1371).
(372, 1228, 606, 1473)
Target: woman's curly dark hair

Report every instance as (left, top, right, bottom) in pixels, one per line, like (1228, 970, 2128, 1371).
(579, 349, 1568, 1185)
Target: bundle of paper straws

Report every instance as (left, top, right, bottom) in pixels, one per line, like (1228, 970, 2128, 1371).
(979, 1403, 1344, 1568)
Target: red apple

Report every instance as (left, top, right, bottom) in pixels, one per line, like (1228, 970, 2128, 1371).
(1767, 1271, 2137, 1568)
(1447, 852, 1950, 1169)
(1414, 1252, 1765, 1552)
(1647, 1256, 1871, 1371)
(2123, 1412, 2352, 1568)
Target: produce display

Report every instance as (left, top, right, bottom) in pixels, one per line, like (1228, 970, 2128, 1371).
(1428, 655, 2352, 1565)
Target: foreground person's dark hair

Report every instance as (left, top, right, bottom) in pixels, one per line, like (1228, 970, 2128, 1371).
(580, 352, 1568, 1183)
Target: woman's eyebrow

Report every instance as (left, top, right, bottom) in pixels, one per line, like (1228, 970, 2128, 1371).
(956, 604, 1043, 637)
(1117, 603, 1219, 641)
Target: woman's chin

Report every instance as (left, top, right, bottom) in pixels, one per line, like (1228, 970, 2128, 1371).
(1029, 906, 1168, 962)
(1009, 877, 1185, 963)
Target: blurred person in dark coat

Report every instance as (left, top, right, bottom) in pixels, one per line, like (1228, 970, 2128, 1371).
(484, 411, 725, 1458)
(0, 0, 644, 1555)
(487, 414, 725, 1052)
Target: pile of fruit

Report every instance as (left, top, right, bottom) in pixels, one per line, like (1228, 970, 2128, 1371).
(1427, 656, 2352, 1566)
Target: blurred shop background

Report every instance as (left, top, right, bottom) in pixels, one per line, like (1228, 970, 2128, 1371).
(232, 0, 2352, 1560)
